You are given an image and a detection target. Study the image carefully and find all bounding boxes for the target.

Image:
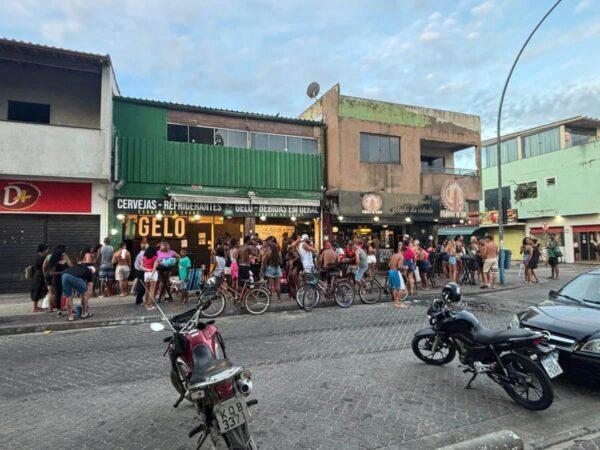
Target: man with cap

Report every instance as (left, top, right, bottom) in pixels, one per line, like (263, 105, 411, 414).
(298, 234, 315, 272)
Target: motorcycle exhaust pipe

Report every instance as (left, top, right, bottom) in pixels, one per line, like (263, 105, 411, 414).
(236, 378, 253, 396)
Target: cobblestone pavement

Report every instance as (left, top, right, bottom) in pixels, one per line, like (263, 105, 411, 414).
(1, 277, 599, 449)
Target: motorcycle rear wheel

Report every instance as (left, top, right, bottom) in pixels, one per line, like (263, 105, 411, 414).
(499, 353, 554, 410)
(411, 334, 456, 366)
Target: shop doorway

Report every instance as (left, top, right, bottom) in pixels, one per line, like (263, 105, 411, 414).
(574, 231, 600, 262)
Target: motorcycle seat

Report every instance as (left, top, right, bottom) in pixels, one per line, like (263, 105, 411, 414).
(471, 325, 536, 345)
(188, 344, 234, 385)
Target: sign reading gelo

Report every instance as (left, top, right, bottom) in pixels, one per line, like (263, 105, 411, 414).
(2, 182, 41, 210)
(137, 216, 186, 238)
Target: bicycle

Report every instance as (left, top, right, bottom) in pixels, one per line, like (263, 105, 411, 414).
(196, 275, 271, 317)
(296, 270, 355, 312)
(358, 273, 408, 304)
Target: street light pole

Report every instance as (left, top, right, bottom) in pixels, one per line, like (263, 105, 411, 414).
(496, 0, 563, 284)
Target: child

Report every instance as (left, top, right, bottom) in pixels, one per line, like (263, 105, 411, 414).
(178, 248, 192, 303)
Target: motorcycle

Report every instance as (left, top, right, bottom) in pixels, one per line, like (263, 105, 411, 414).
(150, 302, 257, 449)
(412, 283, 560, 411)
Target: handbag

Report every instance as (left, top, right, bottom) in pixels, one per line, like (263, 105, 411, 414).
(24, 266, 33, 279)
(41, 294, 50, 309)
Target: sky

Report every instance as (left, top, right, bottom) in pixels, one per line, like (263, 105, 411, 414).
(2, 0, 599, 169)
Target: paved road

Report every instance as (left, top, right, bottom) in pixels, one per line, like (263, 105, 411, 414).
(1, 268, 598, 449)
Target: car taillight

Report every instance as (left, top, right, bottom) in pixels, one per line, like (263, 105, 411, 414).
(215, 380, 234, 400)
(532, 338, 542, 346)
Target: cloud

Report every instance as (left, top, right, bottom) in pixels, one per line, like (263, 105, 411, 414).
(575, 0, 592, 12)
(471, 0, 493, 15)
(420, 30, 440, 42)
(467, 31, 480, 40)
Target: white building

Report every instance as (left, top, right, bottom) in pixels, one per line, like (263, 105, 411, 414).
(0, 39, 119, 293)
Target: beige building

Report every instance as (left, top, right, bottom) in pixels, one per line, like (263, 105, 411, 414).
(300, 84, 481, 253)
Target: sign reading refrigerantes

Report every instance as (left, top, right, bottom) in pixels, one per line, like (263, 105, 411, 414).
(115, 198, 320, 218)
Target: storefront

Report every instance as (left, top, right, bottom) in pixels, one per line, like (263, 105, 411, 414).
(0, 179, 104, 293)
(328, 191, 441, 262)
(113, 193, 320, 268)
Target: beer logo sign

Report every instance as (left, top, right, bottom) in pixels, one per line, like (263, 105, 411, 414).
(440, 180, 466, 218)
(1, 182, 41, 210)
(361, 193, 383, 214)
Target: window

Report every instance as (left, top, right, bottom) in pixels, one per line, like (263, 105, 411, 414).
(546, 177, 556, 188)
(522, 128, 560, 158)
(360, 132, 400, 164)
(7, 100, 50, 124)
(484, 187, 511, 211)
(565, 126, 596, 147)
(168, 123, 317, 154)
(514, 181, 537, 201)
(189, 126, 214, 144)
(251, 132, 269, 150)
(421, 156, 445, 169)
(467, 200, 479, 212)
(167, 123, 188, 142)
(482, 138, 518, 168)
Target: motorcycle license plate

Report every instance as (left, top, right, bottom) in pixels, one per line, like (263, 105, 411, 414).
(214, 396, 249, 433)
(541, 355, 563, 379)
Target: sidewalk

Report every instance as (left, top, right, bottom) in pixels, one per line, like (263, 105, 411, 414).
(0, 264, 584, 336)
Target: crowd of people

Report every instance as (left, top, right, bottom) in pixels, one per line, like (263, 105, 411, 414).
(28, 230, 559, 318)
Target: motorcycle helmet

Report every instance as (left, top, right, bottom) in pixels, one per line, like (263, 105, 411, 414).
(442, 282, 461, 302)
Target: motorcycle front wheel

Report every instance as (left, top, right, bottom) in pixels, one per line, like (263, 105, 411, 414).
(499, 353, 554, 410)
(411, 334, 456, 366)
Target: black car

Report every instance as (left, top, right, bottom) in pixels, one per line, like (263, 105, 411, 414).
(510, 269, 600, 380)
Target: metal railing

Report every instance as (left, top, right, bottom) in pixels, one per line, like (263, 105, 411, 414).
(421, 166, 478, 176)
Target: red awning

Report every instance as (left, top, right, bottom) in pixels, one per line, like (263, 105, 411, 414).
(573, 225, 600, 232)
(530, 226, 564, 234)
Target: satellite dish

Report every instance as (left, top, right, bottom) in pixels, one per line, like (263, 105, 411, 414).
(306, 82, 320, 99)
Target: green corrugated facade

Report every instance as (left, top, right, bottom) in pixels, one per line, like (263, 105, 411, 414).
(117, 137, 323, 192)
(113, 99, 323, 193)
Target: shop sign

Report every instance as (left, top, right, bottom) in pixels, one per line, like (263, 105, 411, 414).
(137, 216, 186, 238)
(440, 179, 467, 219)
(479, 209, 518, 225)
(115, 198, 319, 218)
(339, 191, 439, 220)
(361, 194, 383, 214)
(0, 180, 91, 213)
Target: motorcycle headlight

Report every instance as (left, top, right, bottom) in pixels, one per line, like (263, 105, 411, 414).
(509, 313, 520, 329)
(580, 339, 600, 354)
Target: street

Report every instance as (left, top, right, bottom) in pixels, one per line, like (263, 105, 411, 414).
(1, 268, 599, 449)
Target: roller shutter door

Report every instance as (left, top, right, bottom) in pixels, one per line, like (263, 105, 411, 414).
(0, 214, 100, 294)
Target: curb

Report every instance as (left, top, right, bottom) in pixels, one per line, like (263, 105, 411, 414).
(0, 283, 521, 336)
(531, 424, 600, 449)
(437, 430, 523, 450)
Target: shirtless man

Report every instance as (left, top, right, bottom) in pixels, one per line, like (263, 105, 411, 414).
(481, 234, 499, 289)
(238, 235, 256, 288)
(389, 245, 407, 308)
(318, 241, 337, 281)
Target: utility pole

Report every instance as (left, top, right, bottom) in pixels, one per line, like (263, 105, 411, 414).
(496, 0, 562, 284)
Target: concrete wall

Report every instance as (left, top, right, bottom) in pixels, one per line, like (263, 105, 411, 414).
(0, 120, 105, 179)
(481, 140, 600, 219)
(0, 60, 101, 128)
(300, 84, 481, 199)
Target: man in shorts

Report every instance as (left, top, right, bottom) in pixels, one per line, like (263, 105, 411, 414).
(98, 237, 115, 298)
(353, 241, 369, 284)
(388, 245, 407, 308)
(62, 257, 94, 321)
(481, 234, 499, 289)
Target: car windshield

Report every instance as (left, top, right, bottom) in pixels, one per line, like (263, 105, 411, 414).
(559, 274, 600, 306)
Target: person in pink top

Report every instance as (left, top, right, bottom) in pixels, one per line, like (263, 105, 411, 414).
(401, 239, 416, 295)
(141, 246, 159, 310)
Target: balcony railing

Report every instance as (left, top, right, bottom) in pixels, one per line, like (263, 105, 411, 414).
(421, 166, 477, 176)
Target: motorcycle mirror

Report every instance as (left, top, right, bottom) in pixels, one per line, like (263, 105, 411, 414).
(150, 322, 165, 332)
(548, 289, 558, 299)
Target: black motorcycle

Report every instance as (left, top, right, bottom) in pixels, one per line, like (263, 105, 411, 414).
(412, 283, 560, 410)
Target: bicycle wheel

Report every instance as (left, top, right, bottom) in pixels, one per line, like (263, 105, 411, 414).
(300, 285, 320, 312)
(198, 290, 226, 318)
(244, 288, 271, 315)
(358, 279, 382, 304)
(333, 281, 355, 308)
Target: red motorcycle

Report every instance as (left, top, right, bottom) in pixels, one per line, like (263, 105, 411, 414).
(151, 305, 257, 449)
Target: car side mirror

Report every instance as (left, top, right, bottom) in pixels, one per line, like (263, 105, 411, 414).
(548, 289, 558, 299)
